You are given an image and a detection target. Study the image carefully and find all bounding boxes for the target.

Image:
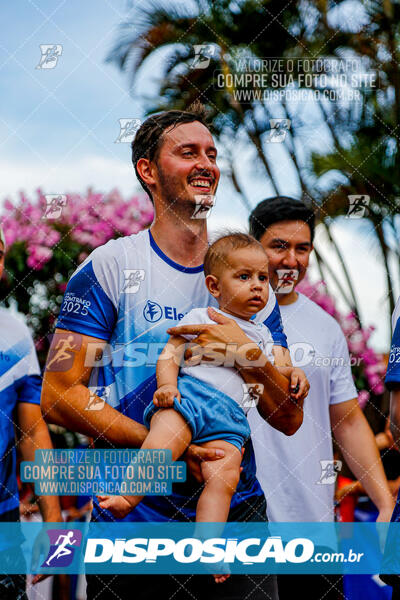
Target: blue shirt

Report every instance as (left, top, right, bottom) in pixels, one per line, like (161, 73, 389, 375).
(0, 308, 41, 515)
(386, 298, 400, 390)
(56, 230, 287, 522)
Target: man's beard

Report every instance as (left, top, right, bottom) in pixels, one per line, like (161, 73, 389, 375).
(157, 167, 194, 216)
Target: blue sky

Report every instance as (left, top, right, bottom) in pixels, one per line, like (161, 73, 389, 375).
(0, 0, 397, 350)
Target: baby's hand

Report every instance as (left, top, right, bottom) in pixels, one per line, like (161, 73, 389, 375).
(153, 384, 181, 408)
(289, 367, 309, 401)
(276, 366, 309, 401)
(97, 495, 133, 519)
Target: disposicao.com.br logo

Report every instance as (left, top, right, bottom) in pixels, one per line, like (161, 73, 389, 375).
(84, 536, 314, 565)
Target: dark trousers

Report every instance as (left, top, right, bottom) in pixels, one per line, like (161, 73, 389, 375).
(0, 507, 27, 600)
(87, 495, 278, 600)
(277, 574, 343, 600)
(87, 573, 278, 600)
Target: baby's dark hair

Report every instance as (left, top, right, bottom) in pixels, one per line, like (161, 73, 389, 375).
(204, 232, 267, 277)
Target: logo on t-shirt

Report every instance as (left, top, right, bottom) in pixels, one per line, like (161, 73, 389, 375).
(143, 300, 163, 322)
(143, 301, 186, 323)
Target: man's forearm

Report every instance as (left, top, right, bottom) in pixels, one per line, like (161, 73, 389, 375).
(20, 421, 63, 522)
(237, 348, 303, 435)
(334, 413, 393, 511)
(41, 380, 148, 448)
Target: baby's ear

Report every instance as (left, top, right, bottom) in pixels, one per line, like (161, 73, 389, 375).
(205, 274, 220, 298)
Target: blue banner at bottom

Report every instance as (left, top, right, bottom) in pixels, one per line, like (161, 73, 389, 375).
(0, 522, 399, 575)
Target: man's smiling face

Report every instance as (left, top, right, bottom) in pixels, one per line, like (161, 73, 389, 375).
(259, 220, 313, 296)
(152, 120, 220, 213)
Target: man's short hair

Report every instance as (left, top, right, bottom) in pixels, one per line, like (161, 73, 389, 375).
(249, 197, 315, 242)
(204, 232, 267, 277)
(131, 104, 209, 203)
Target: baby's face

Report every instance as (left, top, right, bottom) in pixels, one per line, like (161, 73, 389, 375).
(214, 247, 269, 319)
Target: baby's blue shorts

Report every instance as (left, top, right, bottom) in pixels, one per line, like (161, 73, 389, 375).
(143, 374, 251, 451)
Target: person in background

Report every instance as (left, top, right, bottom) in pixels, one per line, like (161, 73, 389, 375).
(0, 226, 62, 599)
(336, 417, 400, 517)
(379, 295, 400, 598)
(247, 197, 394, 600)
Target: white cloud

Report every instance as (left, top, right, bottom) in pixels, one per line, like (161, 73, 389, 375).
(0, 155, 140, 202)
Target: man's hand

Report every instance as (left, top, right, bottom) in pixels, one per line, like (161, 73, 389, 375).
(97, 495, 133, 519)
(167, 307, 252, 364)
(153, 385, 181, 407)
(31, 528, 51, 585)
(184, 445, 244, 483)
(183, 444, 226, 483)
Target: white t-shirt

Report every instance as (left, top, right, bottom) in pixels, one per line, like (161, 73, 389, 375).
(179, 307, 274, 413)
(248, 292, 357, 522)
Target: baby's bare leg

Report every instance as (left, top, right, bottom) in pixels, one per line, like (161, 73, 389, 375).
(195, 440, 242, 584)
(196, 440, 242, 523)
(124, 409, 192, 507)
(98, 410, 192, 516)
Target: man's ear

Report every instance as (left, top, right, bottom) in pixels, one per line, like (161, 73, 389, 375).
(136, 157, 156, 189)
(205, 274, 220, 298)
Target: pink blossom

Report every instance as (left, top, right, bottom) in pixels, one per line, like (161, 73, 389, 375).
(357, 390, 370, 409)
(27, 245, 53, 269)
(2, 189, 153, 268)
(298, 275, 386, 403)
(78, 252, 88, 264)
(348, 331, 365, 355)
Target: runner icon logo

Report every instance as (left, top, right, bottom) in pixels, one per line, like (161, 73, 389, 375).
(42, 529, 82, 568)
(316, 460, 342, 485)
(190, 44, 215, 69)
(36, 45, 63, 69)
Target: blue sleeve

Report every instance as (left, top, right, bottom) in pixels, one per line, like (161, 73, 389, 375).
(386, 318, 400, 390)
(15, 374, 41, 405)
(56, 260, 117, 341)
(263, 296, 288, 349)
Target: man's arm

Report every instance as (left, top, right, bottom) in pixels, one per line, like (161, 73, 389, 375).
(167, 308, 303, 435)
(330, 398, 394, 522)
(41, 329, 148, 447)
(42, 330, 223, 471)
(17, 402, 62, 522)
(237, 350, 303, 436)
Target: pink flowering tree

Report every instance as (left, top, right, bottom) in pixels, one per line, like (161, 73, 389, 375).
(297, 277, 387, 412)
(0, 189, 153, 364)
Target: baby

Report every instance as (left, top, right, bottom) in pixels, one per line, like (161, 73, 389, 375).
(98, 233, 308, 582)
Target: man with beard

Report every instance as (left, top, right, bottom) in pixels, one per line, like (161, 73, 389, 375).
(248, 196, 394, 600)
(41, 108, 303, 600)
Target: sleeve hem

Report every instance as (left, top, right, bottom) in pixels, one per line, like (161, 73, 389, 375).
(56, 323, 111, 341)
(329, 392, 358, 406)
